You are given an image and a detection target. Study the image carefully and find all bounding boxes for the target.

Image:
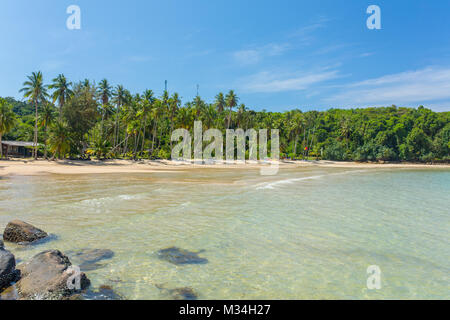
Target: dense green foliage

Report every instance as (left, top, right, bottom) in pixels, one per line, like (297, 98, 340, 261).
(2, 72, 449, 162)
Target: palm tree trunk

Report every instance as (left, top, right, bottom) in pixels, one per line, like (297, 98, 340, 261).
(34, 100, 38, 159)
(227, 107, 232, 129)
(141, 116, 146, 156)
(0, 133, 3, 158)
(294, 134, 298, 157)
(44, 125, 48, 159)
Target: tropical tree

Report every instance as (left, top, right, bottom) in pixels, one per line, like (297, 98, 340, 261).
(168, 92, 181, 149)
(215, 92, 225, 113)
(48, 121, 72, 160)
(225, 90, 238, 129)
(0, 98, 16, 158)
(19, 71, 48, 159)
(48, 74, 73, 119)
(39, 102, 56, 159)
(97, 79, 113, 131)
(112, 85, 127, 148)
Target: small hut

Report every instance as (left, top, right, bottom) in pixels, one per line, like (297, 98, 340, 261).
(1, 141, 36, 158)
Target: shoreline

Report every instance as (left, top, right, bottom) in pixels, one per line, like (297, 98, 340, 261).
(0, 159, 448, 177)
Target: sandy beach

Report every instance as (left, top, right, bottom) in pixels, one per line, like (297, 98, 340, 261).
(0, 159, 448, 176)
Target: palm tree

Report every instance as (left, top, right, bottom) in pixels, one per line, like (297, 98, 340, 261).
(290, 112, 304, 157)
(140, 89, 154, 155)
(19, 71, 49, 159)
(169, 93, 181, 149)
(225, 90, 238, 129)
(39, 102, 56, 159)
(97, 79, 113, 131)
(112, 85, 126, 149)
(215, 92, 225, 113)
(237, 104, 247, 128)
(48, 74, 73, 119)
(48, 121, 71, 160)
(193, 95, 205, 120)
(150, 100, 164, 155)
(202, 104, 217, 129)
(0, 98, 16, 158)
(177, 107, 194, 130)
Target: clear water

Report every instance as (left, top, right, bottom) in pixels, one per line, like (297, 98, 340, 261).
(0, 167, 449, 299)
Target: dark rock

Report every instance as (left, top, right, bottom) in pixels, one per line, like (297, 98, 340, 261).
(15, 250, 90, 300)
(83, 284, 124, 300)
(0, 246, 19, 291)
(157, 247, 208, 265)
(0, 284, 19, 300)
(3, 220, 48, 244)
(67, 248, 114, 271)
(169, 287, 198, 300)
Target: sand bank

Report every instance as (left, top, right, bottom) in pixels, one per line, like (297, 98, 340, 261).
(0, 159, 448, 177)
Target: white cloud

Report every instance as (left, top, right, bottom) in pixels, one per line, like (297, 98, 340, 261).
(238, 68, 340, 93)
(326, 66, 450, 107)
(232, 43, 289, 65)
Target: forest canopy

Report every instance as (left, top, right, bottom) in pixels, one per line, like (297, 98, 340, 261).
(1, 73, 449, 162)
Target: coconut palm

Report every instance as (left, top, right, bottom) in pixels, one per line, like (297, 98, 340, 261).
(112, 85, 127, 148)
(225, 90, 238, 129)
(48, 74, 73, 119)
(0, 98, 16, 158)
(39, 102, 56, 159)
(168, 93, 181, 149)
(48, 121, 72, 160)
(139, 89, 154, 155)
(177, 107, 194, 130)
(97, 79, 113, 131)
(215, 92, 225, 113)
(19, 71, 49, 159)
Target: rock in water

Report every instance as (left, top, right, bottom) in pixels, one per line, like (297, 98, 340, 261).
(83, 285, 124, 300)
(67, 248, 114, 271)
(3, 220, 48, 244)
(157, 247, 208, 265)
(170, 287, 198, 300)
(0, 247, 18, 291)
(16, 250, 90, 300)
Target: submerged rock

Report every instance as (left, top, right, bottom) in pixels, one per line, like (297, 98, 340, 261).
(157, 247, 208, 265)
(156, 284, 198, 300)
(83, 284, 124, 300)
(3, 220, 48, 244)
(169, 287, 198, 300)
(67, 248, 114, 271)
(0, 246, 19, 291)
(15, 250, 90, 300)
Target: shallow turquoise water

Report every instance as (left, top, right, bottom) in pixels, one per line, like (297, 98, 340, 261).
(0, 167, 449, 299)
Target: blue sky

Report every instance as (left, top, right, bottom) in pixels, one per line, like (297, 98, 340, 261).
(1, 0, 450, 111)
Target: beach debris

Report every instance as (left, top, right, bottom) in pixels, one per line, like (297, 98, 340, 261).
(157, 247, 208, 265)
(67, 248, 114, 271)
(0, 246, 19, 292)
(3, 220, 48, 244)
(15, 250, 90, 300)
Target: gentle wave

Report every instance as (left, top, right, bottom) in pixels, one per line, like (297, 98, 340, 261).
(80, 194, 144, 206)
(256, 170, 369, 190)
